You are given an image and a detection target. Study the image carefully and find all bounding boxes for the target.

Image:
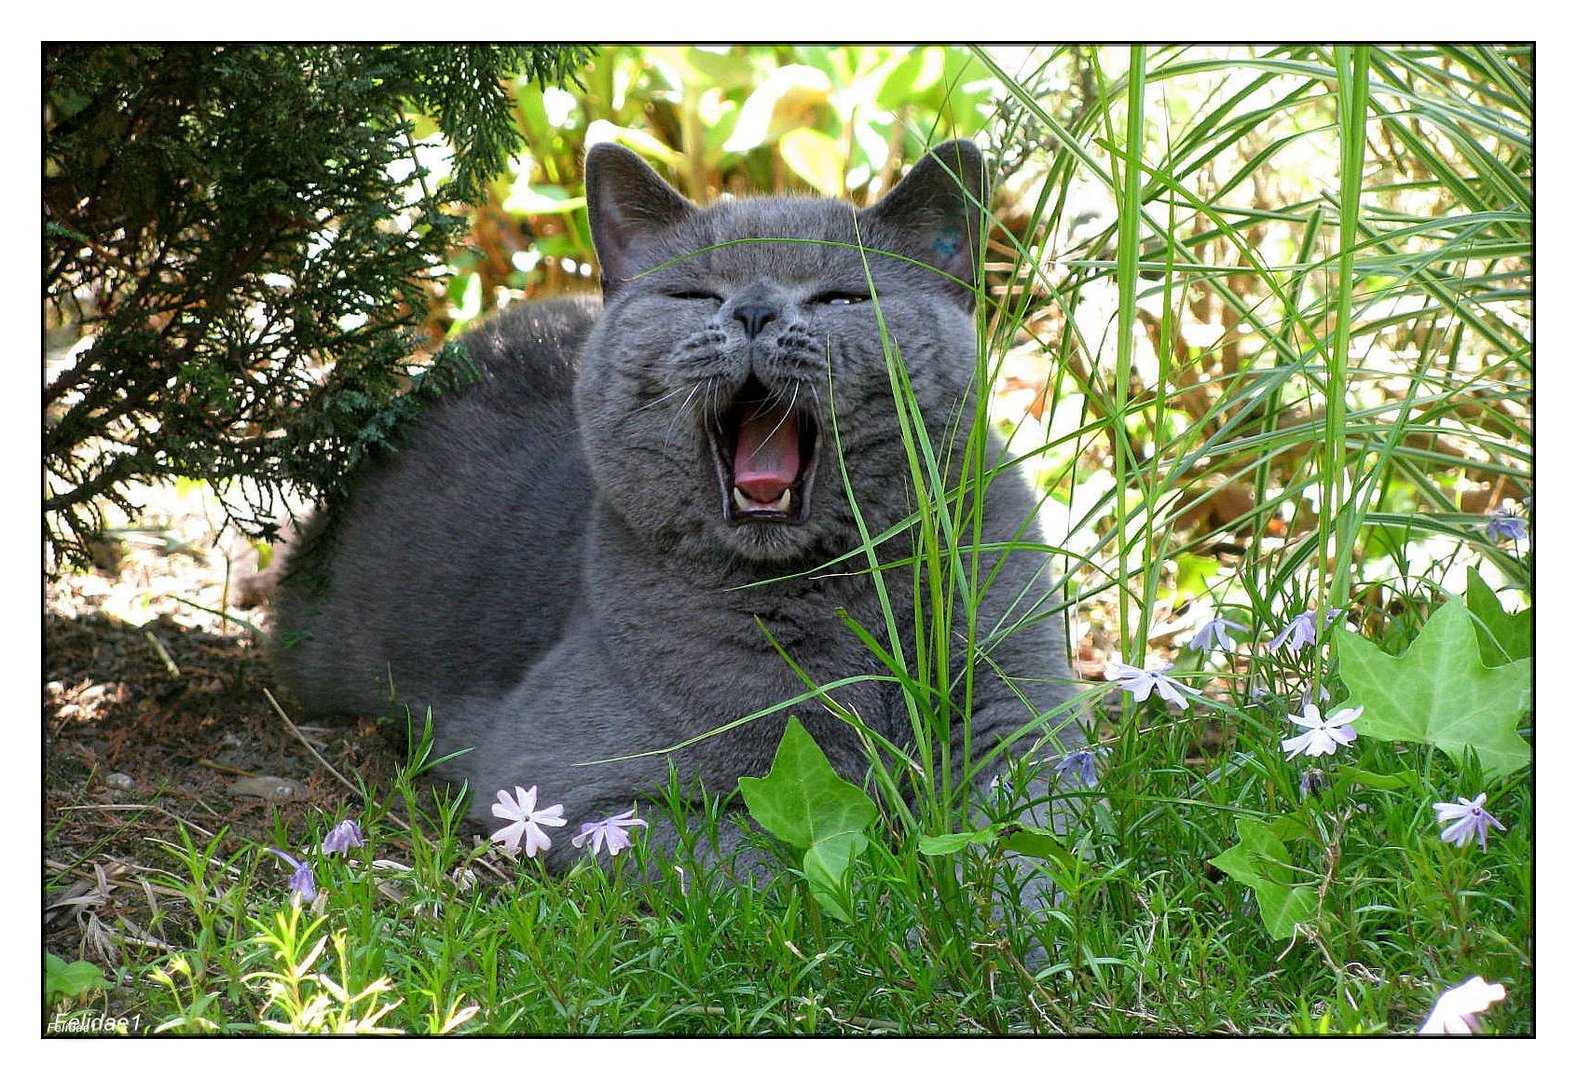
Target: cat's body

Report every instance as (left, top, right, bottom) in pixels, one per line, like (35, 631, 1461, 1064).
(273, 140, 1080, 867)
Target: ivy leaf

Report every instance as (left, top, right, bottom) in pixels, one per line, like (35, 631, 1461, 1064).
(1208, 818, 1317, 940)
(1335, 598, 1530, 780)
(738, 717, 878, 921)
(1463, 566, 1531, 665)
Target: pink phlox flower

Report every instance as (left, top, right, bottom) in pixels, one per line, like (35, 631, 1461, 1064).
(1106, 661, 1189, 708)
(1188, 615, 1248, 653)
(1419, 976, 1506, 1034)
(1280, 703, 1361, 760)
(572, 808, 648, 856)
(1433, 792, 1506, 851)
(490, 785, 567, 858)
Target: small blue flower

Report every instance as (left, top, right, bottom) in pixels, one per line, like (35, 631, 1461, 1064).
(1189, 615, 1248, 654)
(1280, 703, 1361, 760)
(1484, 509, 1527, 543)
(268, 848, 318, 903)
(321, 819, 365, 856)
(1433, 793, 1506, 851)
(1051, 748, 1105, 788)
(1270, 609, 1340, 652)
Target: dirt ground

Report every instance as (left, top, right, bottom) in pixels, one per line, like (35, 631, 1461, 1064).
(43, 483, 404, 983)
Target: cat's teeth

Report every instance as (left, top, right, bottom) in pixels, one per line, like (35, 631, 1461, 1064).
(732, 486, 794, 514)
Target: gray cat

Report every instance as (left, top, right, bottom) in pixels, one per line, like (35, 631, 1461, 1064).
(272, 139, 1081, 869)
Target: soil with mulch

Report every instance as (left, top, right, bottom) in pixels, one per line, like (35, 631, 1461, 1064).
(43, 485, 404, 1003)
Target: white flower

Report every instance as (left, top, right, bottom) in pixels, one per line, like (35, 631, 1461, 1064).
(1106, 661, 1189, 708)
(490, 785, 566, 857)
(1419, 976, 1506, 1034)
(1279, 703, 1361, 760)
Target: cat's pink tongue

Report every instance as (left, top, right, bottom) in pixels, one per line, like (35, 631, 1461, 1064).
(733, 403, 800, 504)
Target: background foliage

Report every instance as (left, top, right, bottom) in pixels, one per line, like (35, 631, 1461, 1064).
(43, 43, 592, 568)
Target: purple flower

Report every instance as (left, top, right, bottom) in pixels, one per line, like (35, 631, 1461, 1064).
(321, 819, 365, 856)
(1484, 510, 1526, 543)
(1106, 661, 1189, 708)
(1433, 792, 1506, 851)
(1188, 616, 1248, 653)
(1419, 976, 1506, 1034)
(1051, 748, 1104, 788)
(571, 808, 648, 857)
(490, 785, 566, 858)
(268, 848, 318, 903)
(1280, 703, 1361, 760)
(1297, 767, 1329, 799)
(1270, 609, 1341, 652)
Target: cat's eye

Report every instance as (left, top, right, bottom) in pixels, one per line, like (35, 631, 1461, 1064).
(813, 291, 868, 306)
(668, 290, 722, 303)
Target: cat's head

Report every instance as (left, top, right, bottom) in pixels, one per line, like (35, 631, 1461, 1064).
(574, 139, 986, 568)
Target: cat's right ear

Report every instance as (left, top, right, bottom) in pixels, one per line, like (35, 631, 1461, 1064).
(585, 143, 697, 298)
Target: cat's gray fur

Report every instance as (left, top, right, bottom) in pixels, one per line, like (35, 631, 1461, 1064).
(272, 139, 1080, 869)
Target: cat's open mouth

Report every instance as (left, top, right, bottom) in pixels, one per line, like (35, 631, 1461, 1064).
(707, 379, 818, 526)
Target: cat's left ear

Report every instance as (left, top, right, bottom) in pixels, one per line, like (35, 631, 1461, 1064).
(860, 139, 987, 307)
(585, 142, 698, 298)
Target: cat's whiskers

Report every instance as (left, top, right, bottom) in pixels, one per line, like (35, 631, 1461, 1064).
(635, 385, 691, 414)
(663, 382, 705, 443)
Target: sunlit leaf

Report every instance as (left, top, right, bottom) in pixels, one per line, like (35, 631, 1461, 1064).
(1335, 598, 1530, 780)
(722, 65, 832, 154)
(1463, 566, 1530, 665)
(739, 717, 878, 921)
(1208, 818, 1317, 940)
(778, 127, 846, 196)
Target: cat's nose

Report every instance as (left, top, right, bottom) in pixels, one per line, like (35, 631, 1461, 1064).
(732, 302, 778, 338)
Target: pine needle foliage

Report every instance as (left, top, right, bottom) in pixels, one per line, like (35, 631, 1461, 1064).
(43, 44, 595, 568)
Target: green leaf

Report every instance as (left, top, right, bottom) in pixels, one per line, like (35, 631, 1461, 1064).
(1171, 554, 1221, 607)
(918, 826, 1001, 856)
(1335, 598, 1530, 779)
(802, 831, 868, 921)
(1463, 566, 1531, 664)
(1000, 825, 1081, 871)
(1208, 818, 1317, 939)
(1331, 765, 1422, 795)
(45, 953, 112, 1004)
(739, 717, 878, 921)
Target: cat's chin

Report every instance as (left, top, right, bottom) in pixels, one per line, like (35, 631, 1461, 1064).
(712, 519, 826, 566)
